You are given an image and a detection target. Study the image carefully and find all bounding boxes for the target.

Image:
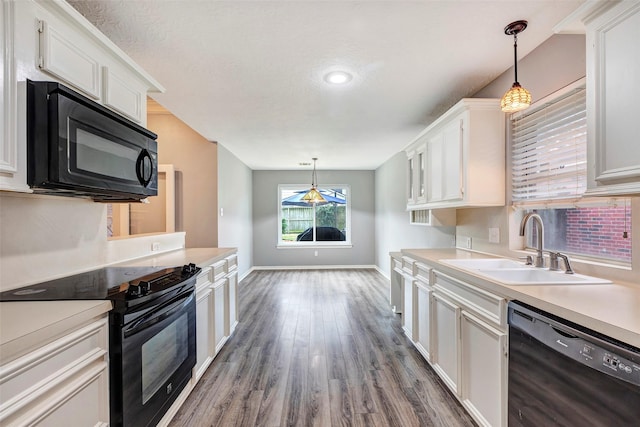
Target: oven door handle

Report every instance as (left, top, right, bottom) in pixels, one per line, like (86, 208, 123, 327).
(124, 292, 194, 337)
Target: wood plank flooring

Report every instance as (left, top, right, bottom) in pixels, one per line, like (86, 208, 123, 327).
(170, 269, 476, 427)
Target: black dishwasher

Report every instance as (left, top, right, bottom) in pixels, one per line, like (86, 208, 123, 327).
(508, 301, 640, 426)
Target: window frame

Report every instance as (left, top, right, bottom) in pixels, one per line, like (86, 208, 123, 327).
(277, 184, 352, 248)
(507, 78, 632, 266)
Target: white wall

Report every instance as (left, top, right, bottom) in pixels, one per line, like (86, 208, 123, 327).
(252, 170, 375, 267)
(374, 152, 456, 276)
(0, 193, 185, 290)
(217, 145, 253, 278)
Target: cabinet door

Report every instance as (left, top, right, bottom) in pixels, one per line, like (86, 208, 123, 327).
(213, 280, 227, 355)
(38, 20, 101, 99)
(103, 66, 146, 124)
(402, 274, 416, 341)
(432, 293, 460, 395)
(460, 310, 507, 427)
(416, 146, 426, 204)
(226, 270, 239, 336)
(416, 284, 432, 362)
(427, 133, 444, 202)
(194, 288, 214, 381)
(407, 155, 415, 204)
(441, 117, 464, 202)
(587, 2, 640, 195)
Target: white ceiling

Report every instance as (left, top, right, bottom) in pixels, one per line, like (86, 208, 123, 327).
(68, 0, 584, 171)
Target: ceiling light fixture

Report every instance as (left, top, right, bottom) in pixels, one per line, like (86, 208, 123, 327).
(324, 71, 352, 85)
(301, 158, 327, 204)
(501, 20, 531, 113)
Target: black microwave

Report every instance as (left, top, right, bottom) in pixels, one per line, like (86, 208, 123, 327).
(27, 80, 158, 202)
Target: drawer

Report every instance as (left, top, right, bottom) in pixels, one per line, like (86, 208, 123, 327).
(393, 258, 403, 273)
(225, 255, 238, 273)
(195, 266, 212, 292)
(415, 262, 432, 285)
(433, 271, 506, 329)
(402, 256, 416, 276)
(210, 260, 226, 282)
(0, 319, 108, 422)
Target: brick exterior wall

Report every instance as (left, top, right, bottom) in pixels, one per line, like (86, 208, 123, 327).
(564, 206, 632, 262)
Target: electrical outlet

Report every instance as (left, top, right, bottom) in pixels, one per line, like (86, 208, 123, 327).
(151, 242, 160, 252)
(489, 228, 500, 244)
(456, 235, 472, 249)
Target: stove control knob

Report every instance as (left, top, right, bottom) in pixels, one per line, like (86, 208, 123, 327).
(138, 280, 151, 294)
(127, 284, 142, 297)
(182, 263, 197, 275)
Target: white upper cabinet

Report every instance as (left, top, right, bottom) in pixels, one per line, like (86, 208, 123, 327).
(0, 0, 163, 193)
(405, 99, 505, 210)
(585, 1, 640, 196)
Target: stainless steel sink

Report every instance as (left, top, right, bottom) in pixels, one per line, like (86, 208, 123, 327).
(440, 258, 612, 285)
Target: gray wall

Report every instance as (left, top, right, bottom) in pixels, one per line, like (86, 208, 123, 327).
(218, 145, 253, 278)
(374, 152, 456, 277)
(252, 170, 375, 267)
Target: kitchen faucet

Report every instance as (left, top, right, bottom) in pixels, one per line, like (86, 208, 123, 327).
(519, 213, 545, 268)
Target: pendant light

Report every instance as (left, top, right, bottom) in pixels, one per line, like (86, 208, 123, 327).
(301, 158, 326, 204)
(500, 20, 531, 113)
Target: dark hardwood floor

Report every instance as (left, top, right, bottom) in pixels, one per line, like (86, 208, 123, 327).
(170, 269, 476, 427)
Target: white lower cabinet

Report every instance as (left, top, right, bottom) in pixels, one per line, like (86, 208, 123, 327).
(415, 283, 432, 362)
(192, 254, 239, 381)
(432, 292, 461, 395)
(225, 255, 239, 336)
(391, 253, 508, 427)
(460, 310, 508, 427)
(194, 280, 214, 382)
(0, 318, 109, 426)
(213, 278, 227, 354)
(401, 257, 417, 341)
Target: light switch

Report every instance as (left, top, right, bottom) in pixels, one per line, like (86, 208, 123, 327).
(489, 228, 500, 244)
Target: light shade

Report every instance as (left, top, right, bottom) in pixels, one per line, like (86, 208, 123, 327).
(301, 187, 326, 204)
(501, 82, 531, 113)
(302, 158, 327, 204)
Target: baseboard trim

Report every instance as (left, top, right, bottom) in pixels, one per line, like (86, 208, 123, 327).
(250, 264, 378, 271)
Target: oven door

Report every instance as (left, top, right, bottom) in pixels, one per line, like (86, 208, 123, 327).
(110, 290, 196, 427)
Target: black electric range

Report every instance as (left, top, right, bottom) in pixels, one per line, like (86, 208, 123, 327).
(0, 264, 201, 309)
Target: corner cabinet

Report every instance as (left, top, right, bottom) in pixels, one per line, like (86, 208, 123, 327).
(405, 99, 505, 210)
(585, 1, 640, 196)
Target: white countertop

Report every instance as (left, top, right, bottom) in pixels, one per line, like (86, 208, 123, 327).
(400, 248, 640, 348)
(0, 247, 236, 362)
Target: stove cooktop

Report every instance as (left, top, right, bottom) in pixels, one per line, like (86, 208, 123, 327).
(0, 266, 167, 301)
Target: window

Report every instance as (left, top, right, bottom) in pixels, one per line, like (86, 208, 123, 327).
(510, 79, 632, 263)
(278, 185, 351, 245)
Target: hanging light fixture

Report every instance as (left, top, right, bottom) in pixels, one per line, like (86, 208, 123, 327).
(301, 158, 327, 204)
(501, 20, 531, 113)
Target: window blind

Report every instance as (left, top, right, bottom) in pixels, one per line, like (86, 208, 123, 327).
(511, 85, 587, 204)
